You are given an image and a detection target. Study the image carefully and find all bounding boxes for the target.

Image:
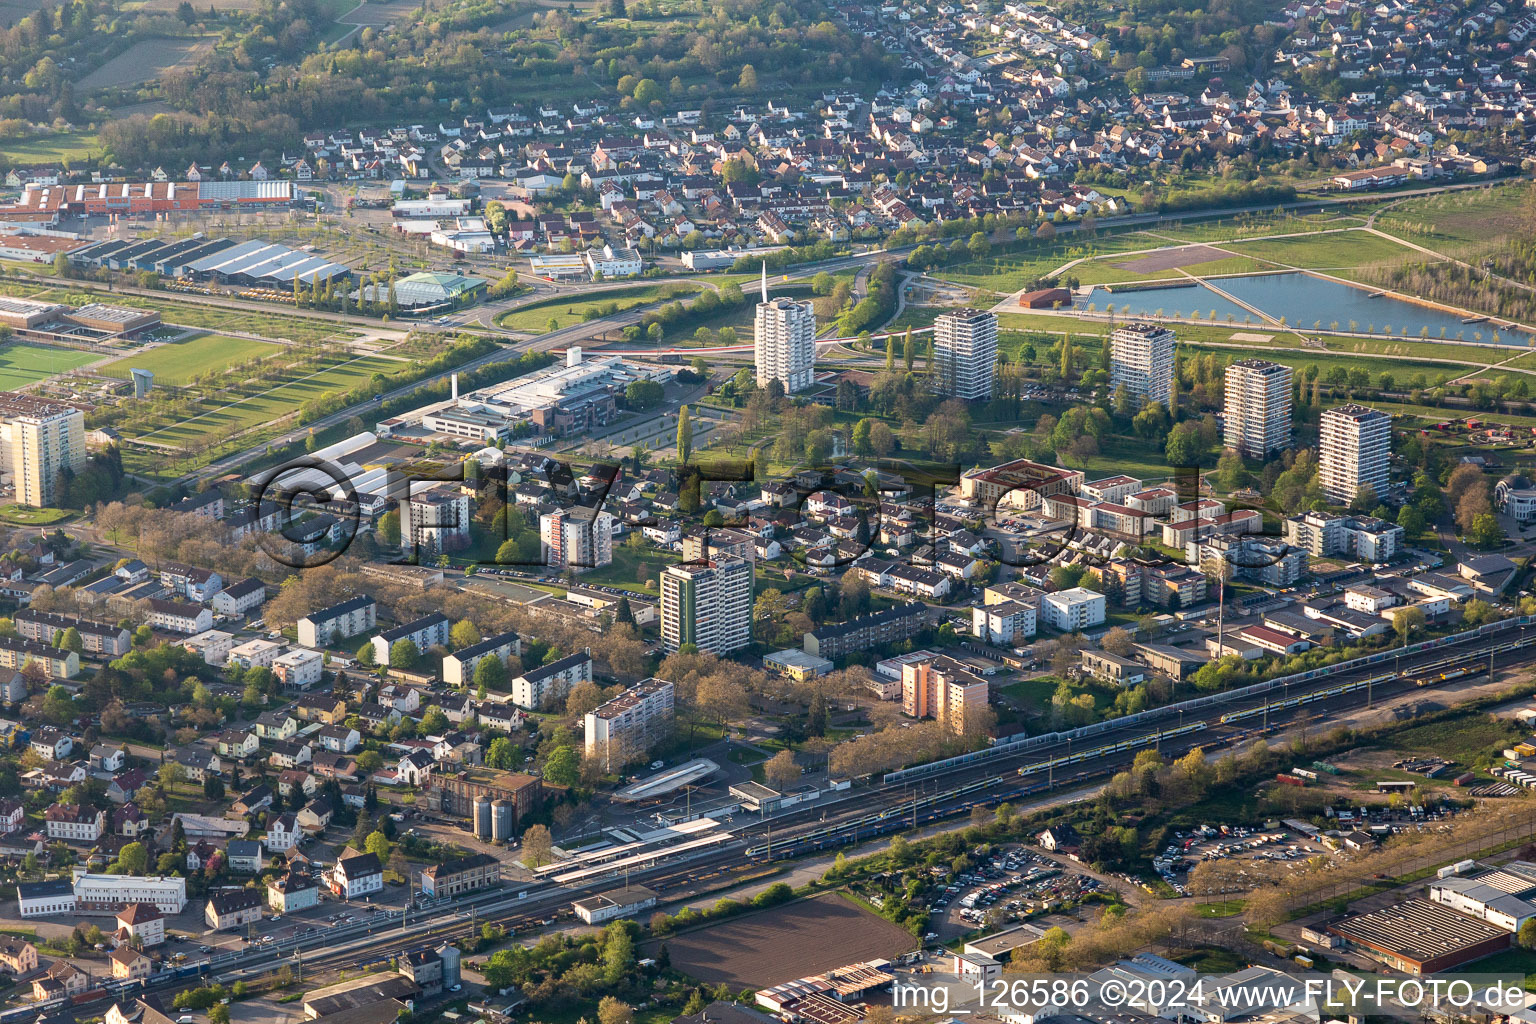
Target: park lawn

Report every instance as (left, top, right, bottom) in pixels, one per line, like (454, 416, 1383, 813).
(1224, 230, 1419, 270)
(494, 283, 701, 332)
(1176, 343, 1468, 388)
(2, 132, 102, 163)
(1071, 254, 1280, 287)
(1072, 433, 1186, 482)
(97, 333, 282, 385)
(136, 354, 402, 444)
(0, 343, 96, 390)
(996, 312, 1497, 376)
(1142, 212, 1366, 244)
(1374, 182, 1535, 253)
(0, 506, 72, 525)
(934, 253, 1081, 292)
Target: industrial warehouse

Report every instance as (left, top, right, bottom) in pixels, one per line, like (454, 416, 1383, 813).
(0, 295, 162, 342)
(71, 234, 352, 289)
(0, 179, 296, 219)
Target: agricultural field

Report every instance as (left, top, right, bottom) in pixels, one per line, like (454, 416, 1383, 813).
(98, 333, 281, 386)
(495, 283, 701, 332)
(1224, 230, 1420, 271)
(0, 343, 97, 391)
(0, 0, 47, 25)
(651, 892, 917, 989)
(135, 353, 403, 446)
(77, 36, 215, 89)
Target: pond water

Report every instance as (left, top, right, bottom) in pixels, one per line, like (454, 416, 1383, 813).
(1078, 272, 1527, 344)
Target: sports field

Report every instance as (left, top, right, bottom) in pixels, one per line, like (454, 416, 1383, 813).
(0, 343, 96, 390)
(99, 333, 281, 386)
(137, 353, 403, 445)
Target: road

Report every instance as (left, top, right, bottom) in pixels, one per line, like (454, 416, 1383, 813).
(48, 613, 1536, 1021)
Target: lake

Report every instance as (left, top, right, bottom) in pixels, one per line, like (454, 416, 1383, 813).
(1078, 272, 1527, 344)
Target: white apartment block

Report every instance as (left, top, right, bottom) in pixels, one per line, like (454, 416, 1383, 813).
(972, 600, 1036, 645)
(510, 650, 593, 709)
(443, 630, 521, 688)
(404, 484, 471, 556)
(661, 556, 752, 654)
(370, 613, 451, 663)
(1040, 587, 1107, 632)
(72, 871, 188, 915)
(273, 648, 324, 690)
(754, 296, 816, 394)
(228, 639, 283, 670)
(183, 630, 235, 667)
(1223, 358, 1293, 459)
(1283, 511, 1404, 561)
(584, 677, 675, 771)
(933, 308, 998, 400)
(297, 596, 377, 649)
(1109, 323, 1175, 408)
(0, 393, 85, 508)
(1320, 404, 1391, 505)
(540, 506, 614, 569)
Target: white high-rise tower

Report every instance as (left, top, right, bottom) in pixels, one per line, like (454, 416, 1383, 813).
(1223, 358, 1293, 459)
(1320, 403, 1391, 506)
(754, 262, 815, 394)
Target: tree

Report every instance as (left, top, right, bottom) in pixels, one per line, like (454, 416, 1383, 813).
(365, 829, 392, 866)
(487, 737, 516, 770)
(356, 643, 376, 668)
(521, 823, 553, 866)
(598, 997, 634, 1024)
(1392, 606, 1426, 646)
(565, 680, 604, 717)
(677, 405, 693, 464)
(763, 749, 800, 790)
(58, 627, 83, 654)
(450, 620, 481, 651)
(1520, 918, 1536, 950)
(41, 684, 73, 725)
(377, 510, 400, 546)
(116, 841, 149, 875)
(203, 775, 225, 800)
(389, 639, 418, 670)
(544, 746, 580, 787)
(1470, 511, 1505, 548)
(1101, 627, 1134, 657)
(474, 656, 508, 692)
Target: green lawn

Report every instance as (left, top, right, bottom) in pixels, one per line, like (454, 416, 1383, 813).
(1225, 230, 1421, 271)
(0, 342, 96, 390)
(98, 333, 282, 385)
(0, 506, 71, 525)
(1143, 212, 1366, 244)
(2, 132, 102, 163)
(1072, 254, 1280, 287)
(136, 353, 403, 444)
(494, 283, 701, 332)
(1374, 182, 1534, 253)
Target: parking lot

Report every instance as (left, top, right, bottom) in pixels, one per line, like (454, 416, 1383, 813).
(926, 846, 1105, 940)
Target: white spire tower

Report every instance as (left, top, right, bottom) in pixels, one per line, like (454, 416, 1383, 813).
(761, 261, 768, 302)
